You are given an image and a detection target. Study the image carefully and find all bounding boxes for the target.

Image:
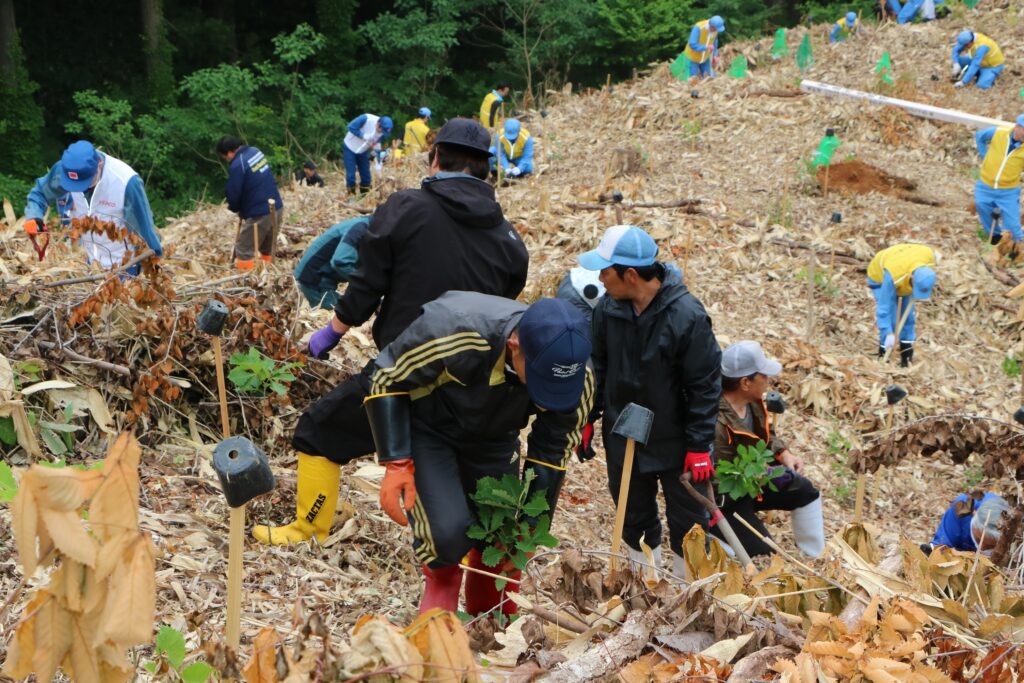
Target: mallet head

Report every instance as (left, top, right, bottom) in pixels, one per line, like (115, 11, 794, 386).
(611, 402, 654, 445)
(885, 384, 908, 406)
(612, 191, 624, 204)
(831, 212, 842, 224)
(691, 89, 700, 98)
(1014, 406, 1024, 426)
(198, 300, 229, 336)
(825, 127, 835, 137)
(213, 436, 276, 508)
(765, 391, 786, 414)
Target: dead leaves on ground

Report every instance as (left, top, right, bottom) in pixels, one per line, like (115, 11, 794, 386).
(4, 432, 155, 683)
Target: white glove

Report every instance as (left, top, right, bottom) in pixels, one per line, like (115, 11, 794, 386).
(954, 80, 965, 89)
(951, 63, 962, 79)
(373, 161, 383, 173)
(883, 333, 896, 350)
(508, 166, 520, 177)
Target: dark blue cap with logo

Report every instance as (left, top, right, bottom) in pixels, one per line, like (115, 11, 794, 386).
(61, 141, 100, 192)
(518, 298, 592, 411)
(434, 117, 494, 157)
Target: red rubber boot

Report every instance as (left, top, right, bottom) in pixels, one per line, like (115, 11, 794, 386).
(463, 548, 522, 617)
(419, 564, 464, 614)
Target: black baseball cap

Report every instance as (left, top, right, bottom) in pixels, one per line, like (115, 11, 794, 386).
(434, 118, 493, 157)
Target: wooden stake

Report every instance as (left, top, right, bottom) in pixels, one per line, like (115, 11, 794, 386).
(211, 337, 231, 439)
(252, 218, 260, 271)
(610, 437, 637, 572)
(805, 248, 816, 340)
(226, 505, 244, 650)
(823, 164, 831, 198)
(267, 199, 279, 261)
(614, 203, 624, 225)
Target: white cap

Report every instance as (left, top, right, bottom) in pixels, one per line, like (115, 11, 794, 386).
(721, 341, 782, 378)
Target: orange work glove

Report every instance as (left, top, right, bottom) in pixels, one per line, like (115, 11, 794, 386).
(380, 458, 417, 526)
(23, 218, 43, 236)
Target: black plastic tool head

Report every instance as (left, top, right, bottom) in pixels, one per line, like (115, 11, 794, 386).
(197, 300, 229, 336)
(825, 127, 835, 137)
(212, 436, 276, 508)
(885, 384, 908, 405)
(765, 391, 786, 414)
(1014, 406, 1024, 426)
(831, 212, 842, 224)
(611, 402, 654, 444)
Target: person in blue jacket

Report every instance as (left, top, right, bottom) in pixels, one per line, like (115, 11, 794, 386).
(951, 30, 1005, 90)
(685, 16, 725, 79)
(23, 140, 162, 272)
(830, 13, 861, 42)
(892, 0, 943, 23)
(974, 116, 1024, 250)
(216, 135, 284, 271)
(343, 114, 393, 194)
(924, 492, 1010, 554)
(492, 119, 535, 178)
(293, 216, 371, 310)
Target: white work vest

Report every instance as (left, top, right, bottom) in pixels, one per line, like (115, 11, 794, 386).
(63, 154, 136, 270)
(343, 114, 382, 154)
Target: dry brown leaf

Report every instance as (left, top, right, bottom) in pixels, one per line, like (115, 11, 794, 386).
(12, 481, 40, 576)
(0, 399, 41, 457)
(2, 592, 43, 678)
(243, 627, 283, 683)
(32, 592, 73, 683)
(89, 433, 141, 541)
(404, 609, 477, 683)
(97, 535, 156, 644)
(30, 465, 104, 511)
(39, 506, 99, 567)
(67, 608, 104, 683)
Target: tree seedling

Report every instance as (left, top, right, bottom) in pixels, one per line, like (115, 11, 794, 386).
(145, 626, 216, 683)
(716, 440, 785, 502)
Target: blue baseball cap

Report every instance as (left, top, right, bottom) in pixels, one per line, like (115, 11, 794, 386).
(578, 225, 659, 271)
(957, 30, 974, 47)
(912, 266, 936, 300)
(379, 116, 394, 132)
(1015, 114, 1024, 127)
(61, 141, 100, 192)
(518, 298, 591, 412)
(710, 16, 725, 32)
(418, 107, 432, 119)
(505, 119, 521, 141)
(846, 11, 857, 25)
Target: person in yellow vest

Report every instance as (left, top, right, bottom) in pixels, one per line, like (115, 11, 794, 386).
(403, 107, 432, 155)
(952, 30, 1004, 90)
(975, 116, 1024, 250)
(866, 244, 936, 367)
(830, 12, 860, 43)
(479, 83, 510, 129)
(684, 16, 724, 79)
(491, 119, 534, 178)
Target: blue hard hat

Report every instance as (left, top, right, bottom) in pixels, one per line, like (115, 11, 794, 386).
(710, 15, 725, 32)
(418, 107, 431, 119)
(846, 11, 857, 25)
(504, 118, 521, 141)
(1016, 114, 1024, 127)
(379, 116, 393, 132)
(956, 30, 974, 46)
(912, 266, 936, 300)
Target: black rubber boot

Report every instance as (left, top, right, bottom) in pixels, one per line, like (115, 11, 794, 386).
(878, 345, 886, 358)
(899, 342, 913, 367)
(991, 231, 1002, 246)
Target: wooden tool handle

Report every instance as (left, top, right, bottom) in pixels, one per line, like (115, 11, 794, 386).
(226, 505, 244, 650)
(609, 439, 636, 571)
(211, 337, 230, 439)
(679, 473, 754, 568)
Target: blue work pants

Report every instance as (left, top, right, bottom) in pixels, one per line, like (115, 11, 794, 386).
(869, 284, 916, 344)
(689, 59, 712, 79)
(975, 181, 1022, 242)
(343, 146, 372, 191)
(956, 55, 1003, 89)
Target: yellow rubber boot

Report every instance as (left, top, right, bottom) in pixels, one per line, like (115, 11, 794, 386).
(252, 452, 340, 545)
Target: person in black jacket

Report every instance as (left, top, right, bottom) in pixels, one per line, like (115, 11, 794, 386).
(580, 225, 722, 578)
(216, 135, 284, 270)
(298, 160, 325, 187)
(253, 118, 530, 547)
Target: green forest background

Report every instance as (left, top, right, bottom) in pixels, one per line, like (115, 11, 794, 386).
(0, 0, 876, 220)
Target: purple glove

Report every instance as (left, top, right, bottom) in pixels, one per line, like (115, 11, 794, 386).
(309, 324, 343, 359)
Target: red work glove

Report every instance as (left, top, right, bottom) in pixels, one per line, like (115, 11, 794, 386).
(23, 218, 43, 236)
(575, 422, 596, 462)
(380, 458, 416, 526)
(683, 451, 714, 482)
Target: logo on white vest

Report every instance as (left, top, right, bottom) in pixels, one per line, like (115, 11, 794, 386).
(551, 362, 582, 378)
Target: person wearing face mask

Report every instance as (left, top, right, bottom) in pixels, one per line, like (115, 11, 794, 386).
(713, 341, 824, 559)
(923, 492, 1010, 555)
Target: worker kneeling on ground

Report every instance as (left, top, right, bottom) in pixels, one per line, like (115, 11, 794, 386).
(867, 244, 936, 367)
(922, 492, 1009, 555)
(684, 16, 724, 80)
(975, 115, 1024, 252)
(713, 341, 824, 559)
(293, 216, 370, 310)
(491, 119, 534, 178)
(952, 30, 1004, 90)
(365, 293, 593, 615)
(830, 12, 860, 43)
(580, 226, 722, 579)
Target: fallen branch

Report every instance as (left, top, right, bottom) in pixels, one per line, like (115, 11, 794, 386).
(566, 198, 703, 211)
(34, 249, 157, 290)
(768, 237, 866, 267)
(546, 610, 655, 682)
(979, 253, 1020, 288)
(747, 89, 806, 98)
(36, 340, 132, 376)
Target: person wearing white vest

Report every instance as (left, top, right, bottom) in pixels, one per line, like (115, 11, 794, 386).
(343, 113, 393, 194)
(24, 141, 162, 271)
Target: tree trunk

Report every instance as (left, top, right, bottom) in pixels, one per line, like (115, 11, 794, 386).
(316, 0, 359, 75)
(0, 0, 16, 81)
(140, 0, 174, 104)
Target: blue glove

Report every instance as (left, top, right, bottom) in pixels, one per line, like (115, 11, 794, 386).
(309, 324, 343, 359)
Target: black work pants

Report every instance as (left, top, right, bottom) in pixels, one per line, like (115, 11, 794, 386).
(709, 472, 819, 556)
(407, 423, 519, 568)
(291, 362, 376, 465)
(606, 455, 708, 557)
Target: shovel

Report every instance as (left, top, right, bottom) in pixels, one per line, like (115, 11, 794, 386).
(609, 402, 654, 572)
(679, 472, 754, 570)
(854, 383, 906, 522)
